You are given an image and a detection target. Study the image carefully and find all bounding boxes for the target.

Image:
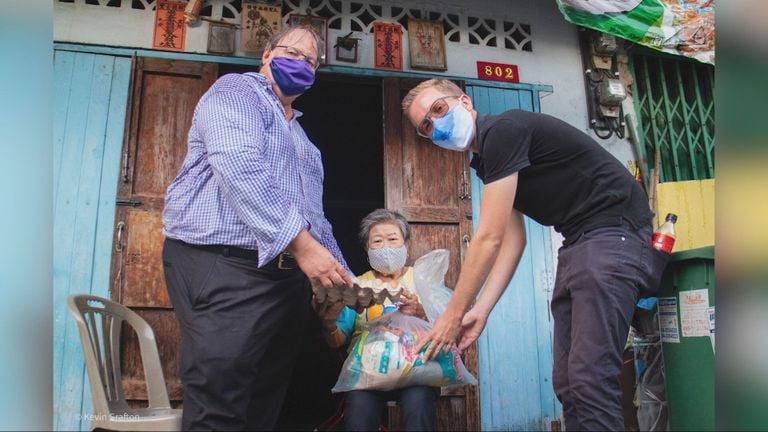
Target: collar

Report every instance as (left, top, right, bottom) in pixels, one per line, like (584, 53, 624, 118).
(243, 71, 272, 88)
(243, 72, 304, 120)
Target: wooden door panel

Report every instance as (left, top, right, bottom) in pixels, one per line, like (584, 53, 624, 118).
(408, 223, 461, 289)
(111, 57, 217, 407)
(123, 210, 169, 308)
(383, 77, 479, 430)
(132, 72, 206, 197)
(400, 126, 461, 209)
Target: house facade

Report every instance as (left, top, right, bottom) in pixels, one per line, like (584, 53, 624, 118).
(53, 0, 714, 430)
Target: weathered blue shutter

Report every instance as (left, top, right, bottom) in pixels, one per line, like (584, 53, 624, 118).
(53, 49, 131, 431)
(465, 83, 562, 430)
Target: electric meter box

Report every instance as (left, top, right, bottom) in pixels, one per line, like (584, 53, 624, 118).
(597, 79, 627, 106)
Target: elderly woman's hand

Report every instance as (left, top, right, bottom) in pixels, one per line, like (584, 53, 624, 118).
(398, 289, 426, 319)
(314, 298, 345, 331)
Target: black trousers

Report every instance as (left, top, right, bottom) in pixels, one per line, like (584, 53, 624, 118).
(551, 222, 657, 431)
(344, 386, 439, 431)
(162, 238, 311, 431)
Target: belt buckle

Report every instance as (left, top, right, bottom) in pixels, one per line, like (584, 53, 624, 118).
(277, 253, 295, 270)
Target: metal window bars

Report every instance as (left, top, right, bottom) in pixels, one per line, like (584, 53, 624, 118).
(630, 53, 715, 183)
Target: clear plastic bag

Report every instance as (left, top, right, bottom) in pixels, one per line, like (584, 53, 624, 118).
(412, 249, 454, 323)
(331, 249, 478, 393)
(331, 311, 477, 392)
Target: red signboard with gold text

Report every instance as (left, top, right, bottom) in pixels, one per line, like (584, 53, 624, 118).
(476, 61, 520, 83)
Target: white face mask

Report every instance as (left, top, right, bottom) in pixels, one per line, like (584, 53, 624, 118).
(431, 103, 475, 151)
(368, 246, 408, 275)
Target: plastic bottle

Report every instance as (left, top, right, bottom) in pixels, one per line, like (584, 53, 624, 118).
(652, 213, 677, 254)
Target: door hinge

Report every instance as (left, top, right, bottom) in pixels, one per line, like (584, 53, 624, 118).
(116, 198, 142, 207)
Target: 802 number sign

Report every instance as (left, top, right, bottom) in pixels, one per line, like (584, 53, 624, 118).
(476, 61, 520, 83)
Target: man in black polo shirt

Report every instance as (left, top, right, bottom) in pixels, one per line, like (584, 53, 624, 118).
(403, 79, 662, 431)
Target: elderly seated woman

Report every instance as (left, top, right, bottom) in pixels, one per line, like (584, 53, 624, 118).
(317, 208, 439, 431)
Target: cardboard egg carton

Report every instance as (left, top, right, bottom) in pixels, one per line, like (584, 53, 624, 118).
(313, 277, 404, 306)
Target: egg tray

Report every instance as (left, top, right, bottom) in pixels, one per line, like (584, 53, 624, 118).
(313, 277, 405, 306)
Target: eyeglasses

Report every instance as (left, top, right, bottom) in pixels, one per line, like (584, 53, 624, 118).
(273, 44, 320, 71)
(416, 95, 460, 138)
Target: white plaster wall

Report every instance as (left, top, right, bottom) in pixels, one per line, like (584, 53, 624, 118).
(53, 1, 585, 113)
(53, 0, 641, 254)
(53, 1, 637, 151)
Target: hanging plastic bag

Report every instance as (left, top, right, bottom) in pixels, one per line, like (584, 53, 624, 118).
(331, 249, 477, 393)
(411, 249, 454, 323)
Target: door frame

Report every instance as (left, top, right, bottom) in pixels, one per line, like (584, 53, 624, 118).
(54, 42, 553, 96)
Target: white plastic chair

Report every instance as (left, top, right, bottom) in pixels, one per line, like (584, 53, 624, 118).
(67, 294, 182, 431)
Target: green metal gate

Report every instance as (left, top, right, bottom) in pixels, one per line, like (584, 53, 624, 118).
(630, 53, 715, 183)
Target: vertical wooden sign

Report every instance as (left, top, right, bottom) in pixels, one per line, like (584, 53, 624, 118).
(241, 1, 282, 54)
(152, 0, 186, 51)
(374, 22, 403, 71)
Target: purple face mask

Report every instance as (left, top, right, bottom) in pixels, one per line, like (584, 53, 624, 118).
(269, 56, 316, 96)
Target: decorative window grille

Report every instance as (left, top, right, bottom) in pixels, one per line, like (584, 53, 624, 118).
(630, 53, 715, 183)
(56, 0, 533, 52)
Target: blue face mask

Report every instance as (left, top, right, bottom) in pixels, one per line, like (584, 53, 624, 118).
(431, 103, 475, 151)
(269, 56, 316, 96)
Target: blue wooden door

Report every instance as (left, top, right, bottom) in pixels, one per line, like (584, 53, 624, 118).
(53, 50, 132, 431)
(466, 84, 562, 430)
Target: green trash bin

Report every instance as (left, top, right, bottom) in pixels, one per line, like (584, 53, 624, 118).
(658, 246, 715, 431)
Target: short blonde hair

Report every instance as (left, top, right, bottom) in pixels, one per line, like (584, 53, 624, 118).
(401, 78, 464, 114)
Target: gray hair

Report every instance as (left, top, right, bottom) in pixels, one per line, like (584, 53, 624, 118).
(359, 209, 411, 249)
(265, 24, 322, 61)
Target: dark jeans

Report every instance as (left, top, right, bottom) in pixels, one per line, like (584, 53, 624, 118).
(162, 238, 311, 431)
(551, 222, 657, 431)
(344, 386, 439, 431)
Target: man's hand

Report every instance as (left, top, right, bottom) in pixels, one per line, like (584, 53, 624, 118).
(415, 308, 463, 360)
(287, 231, 354, 289)
(398, 289, 426, 319)
(457, 306, 489, 351)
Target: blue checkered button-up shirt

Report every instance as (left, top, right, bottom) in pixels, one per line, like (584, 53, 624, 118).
(163, 72, 349, 270)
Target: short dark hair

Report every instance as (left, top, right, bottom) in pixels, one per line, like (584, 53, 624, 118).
(359, 209, 411, 249)
(264, 25, 322, 61)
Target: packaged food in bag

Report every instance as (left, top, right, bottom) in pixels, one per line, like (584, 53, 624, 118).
(332, 250, 477, 393)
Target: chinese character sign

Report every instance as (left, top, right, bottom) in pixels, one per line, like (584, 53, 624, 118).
(407, 19, 447, 71)
(374, 22, 403, 71)
(153, 0, 186, 52)
(241, 1, 282, 54)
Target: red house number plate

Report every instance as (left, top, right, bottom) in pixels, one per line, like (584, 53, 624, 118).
(476, 61, 520, 83)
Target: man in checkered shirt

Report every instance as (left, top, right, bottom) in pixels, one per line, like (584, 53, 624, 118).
(162, 25, 354, 431)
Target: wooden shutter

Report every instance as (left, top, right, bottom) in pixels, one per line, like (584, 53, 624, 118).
(110, 57, 217, 402)
(382, 77, 480, 431)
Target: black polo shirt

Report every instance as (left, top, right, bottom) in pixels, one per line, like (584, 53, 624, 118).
(470, 110, 652, 245)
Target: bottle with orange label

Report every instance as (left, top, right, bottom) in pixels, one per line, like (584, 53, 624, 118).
(652, 213, 677, 253)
